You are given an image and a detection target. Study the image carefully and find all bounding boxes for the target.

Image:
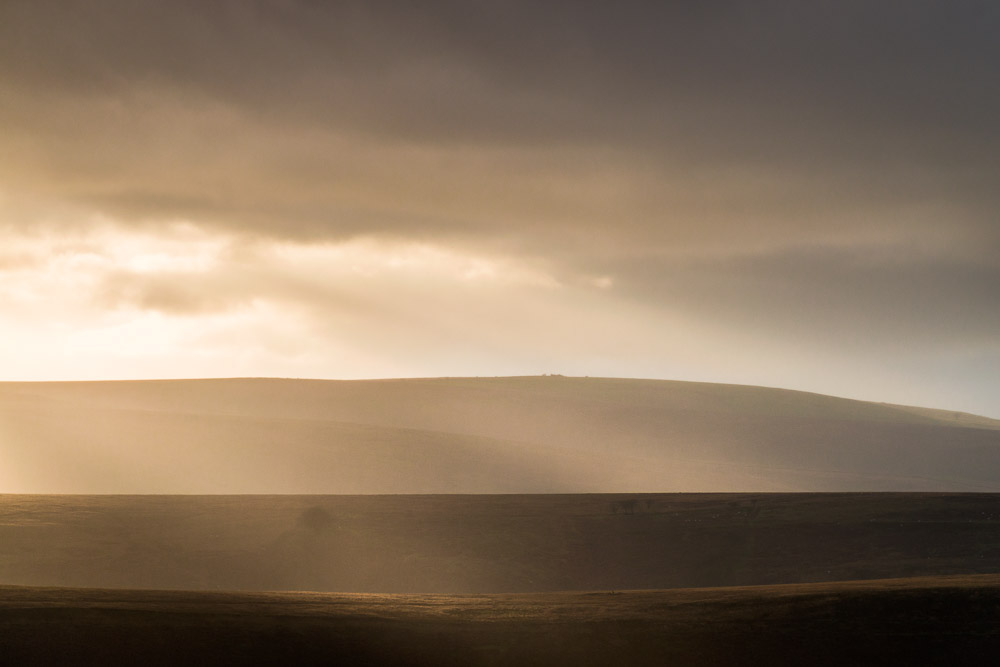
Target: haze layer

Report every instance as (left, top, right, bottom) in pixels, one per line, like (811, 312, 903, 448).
(2, 376, 998, 493)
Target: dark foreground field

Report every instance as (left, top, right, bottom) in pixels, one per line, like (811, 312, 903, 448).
(4, 493, 1000, 593)
(3, 575, 1000, 666)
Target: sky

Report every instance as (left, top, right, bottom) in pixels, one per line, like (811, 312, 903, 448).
(1, 1, 998, 417)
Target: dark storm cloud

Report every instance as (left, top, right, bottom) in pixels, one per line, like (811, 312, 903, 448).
(1, 0, 998, 251)
(6, 1, 996, 148)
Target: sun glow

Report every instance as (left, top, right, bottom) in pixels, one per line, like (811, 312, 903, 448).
(0, 220, 639, 381)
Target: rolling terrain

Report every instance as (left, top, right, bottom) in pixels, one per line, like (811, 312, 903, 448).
(4, 379, 1000, 662)
(4, 575, 1000, 666)
(2, 376, 1000, 493)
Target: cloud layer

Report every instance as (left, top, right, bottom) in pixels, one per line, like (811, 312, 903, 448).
(0, 1, 998, 415)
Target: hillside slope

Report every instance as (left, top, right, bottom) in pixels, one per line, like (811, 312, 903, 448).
(1, 376, 999, 492)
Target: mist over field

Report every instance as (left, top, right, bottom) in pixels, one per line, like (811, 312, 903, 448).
(4, 493, 1000, 596)
(2, 376, 999, 494)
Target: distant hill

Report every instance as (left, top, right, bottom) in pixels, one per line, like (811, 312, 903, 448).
(1, 376, 999, 493)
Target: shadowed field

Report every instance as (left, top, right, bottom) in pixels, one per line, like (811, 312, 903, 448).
(3, 376, 1000, 493)
(4, 493, 1000, 594)
(3, 575, 1000, 666)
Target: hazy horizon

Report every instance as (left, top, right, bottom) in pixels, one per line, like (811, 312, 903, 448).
(4, 375, 999, 494)
(4, 373, 999, 422)
(1, 2, 998, 417)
